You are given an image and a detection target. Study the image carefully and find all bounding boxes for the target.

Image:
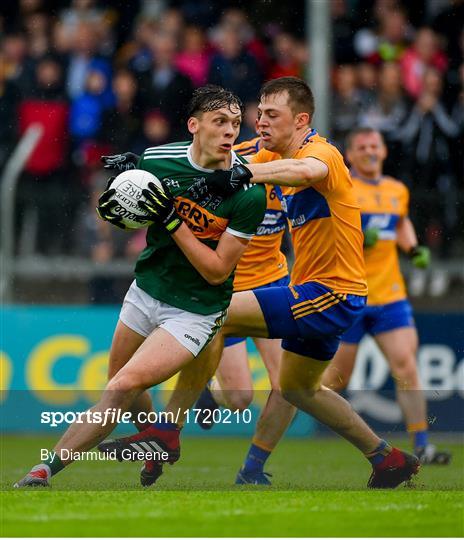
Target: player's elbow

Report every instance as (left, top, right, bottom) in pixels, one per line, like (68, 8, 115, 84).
(294, 159, 328, 186)
(292, 160, 317, 186)
(203, 270, 230, 286)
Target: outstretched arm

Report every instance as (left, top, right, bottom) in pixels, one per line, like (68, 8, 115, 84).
(187, 158, 329, 202)
(246, 157, 328, 187)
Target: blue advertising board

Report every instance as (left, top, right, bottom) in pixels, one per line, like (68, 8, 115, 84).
(344, 313, 464, 432)
(1, 307, 462, 434)
(0, 306, 314, 436)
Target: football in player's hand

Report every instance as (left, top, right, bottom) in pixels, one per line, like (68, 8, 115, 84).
(98, 170, 163, 230)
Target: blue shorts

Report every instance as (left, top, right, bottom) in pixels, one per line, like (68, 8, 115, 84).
(341, 299, 415, 344)
(224, 274, 290, 348)
(254, 281, 367, 360)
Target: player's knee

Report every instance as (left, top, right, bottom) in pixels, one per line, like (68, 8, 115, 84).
(322, 370, 348, 393)
(225, 390, 253, 411)
(391, 354, 418, 382)
(106, 372, 142, 394)
(280, 377, 320, 406)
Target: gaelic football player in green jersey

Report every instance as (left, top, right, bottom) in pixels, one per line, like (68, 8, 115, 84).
(14, 85, 266, 488)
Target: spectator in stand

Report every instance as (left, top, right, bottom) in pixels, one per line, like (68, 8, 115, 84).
(331, 64, 364, 151)
(99, 68, 141, 154)
(354, 7, 412, 64)
(17, 54, 74, 255)
(212, 8, 270, 76)
(268, 32, 304, 80)
(399, 67, 460, 257)
(207, 25, 262, 103)
(132, 109, 172, 156)
(70, 66, 114, 140)
(400, 27, 448, 99)
(356, 61, 378, 104)
(52, 20, 73, 56)
(158, 8, 184, 41)
(116, 17, 156, 74)
(138, 31, 193, 139)
(175, 25, 211, 87)
(60, 0, 105, 34)
(23, 11, 51, 60)
(2, 32, 35, 95)
(66, 21, 112, 101)
(358, 62, 411, 176)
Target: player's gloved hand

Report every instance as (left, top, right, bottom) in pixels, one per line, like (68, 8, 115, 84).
(138, 182, 182, 234)
(408, 245, 431, 269)
(95, 177, 127, 230)
(363, 227, 380, 248)
(100, 152, 140, 172)
(187, 164, 253, 201)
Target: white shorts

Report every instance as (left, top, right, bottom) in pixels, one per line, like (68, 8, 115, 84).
(119, 281, 227, 356)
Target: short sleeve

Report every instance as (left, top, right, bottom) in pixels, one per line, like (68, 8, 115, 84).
(226, 184, 266, 239)
(301, 141, 347, 192)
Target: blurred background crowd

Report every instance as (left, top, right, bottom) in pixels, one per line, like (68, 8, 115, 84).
(0, 0, 463, 303)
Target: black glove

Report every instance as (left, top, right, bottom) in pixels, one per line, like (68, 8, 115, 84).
(100, 152, 140, 172)
(95, 177, 127, 230)
(138, 182, 182, 234)
(187, 164, 253, 201)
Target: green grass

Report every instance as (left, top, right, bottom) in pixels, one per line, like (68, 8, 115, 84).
(1, 436, 463, 537)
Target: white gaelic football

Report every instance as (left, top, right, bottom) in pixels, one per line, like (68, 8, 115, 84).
(109, 169, 163, 229)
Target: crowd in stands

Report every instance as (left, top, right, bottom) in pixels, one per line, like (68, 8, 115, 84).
(0, 0, 462, 289)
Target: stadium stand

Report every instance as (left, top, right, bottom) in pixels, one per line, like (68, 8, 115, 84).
(0, 0, 462, 304)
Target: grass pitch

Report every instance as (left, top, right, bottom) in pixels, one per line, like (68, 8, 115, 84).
(1, 435, 463, 537)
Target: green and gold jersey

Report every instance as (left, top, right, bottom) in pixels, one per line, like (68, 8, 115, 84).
(134, 141, 266, 315)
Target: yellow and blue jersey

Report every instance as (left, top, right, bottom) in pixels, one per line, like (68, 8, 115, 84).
(252, 130, 367, 297)
(352, 175, 409, 305)
(233, 137, 288, 292)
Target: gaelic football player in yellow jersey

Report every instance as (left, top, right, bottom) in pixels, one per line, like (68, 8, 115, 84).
(107, 77, 422, 488)
(322, 127, 451, 465)
(195, 136, 296, 484)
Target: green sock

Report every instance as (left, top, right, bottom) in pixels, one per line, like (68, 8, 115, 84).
(42, 451, 65, 476)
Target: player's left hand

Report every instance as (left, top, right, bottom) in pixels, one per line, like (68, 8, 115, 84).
(363, 227, 379, 248)
(187, 164, 253, 201)
(409, 245, 431, 269)
(96, 177, 128, 230)
(138, 182, 182, 234)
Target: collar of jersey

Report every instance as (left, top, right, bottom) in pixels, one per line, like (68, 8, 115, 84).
(187, 144, 240, 172)
(299, 128, 317, 148)
(350, 169, 384, 185)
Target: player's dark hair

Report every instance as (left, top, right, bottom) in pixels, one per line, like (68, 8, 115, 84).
(260, 77, 315, 120)
(187, 85, 244, 118)
(345, 127, 385, 149)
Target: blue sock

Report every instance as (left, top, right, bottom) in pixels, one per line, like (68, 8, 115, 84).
(243, 443, 271, 473)
(365, 440, 392, 466)
(414, 430, 428, 450)
(152, 420, 177, 431)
